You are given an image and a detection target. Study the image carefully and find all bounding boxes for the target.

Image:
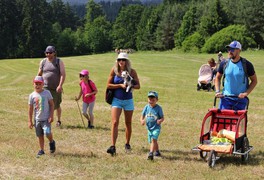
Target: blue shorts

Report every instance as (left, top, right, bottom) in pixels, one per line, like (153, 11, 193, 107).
(35, 121, 51, 137)
(111, 97, 134, 111)
(148, 128, 160, 143)
(219, 97, 248, 110)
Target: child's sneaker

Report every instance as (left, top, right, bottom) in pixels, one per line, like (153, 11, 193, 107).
(88, 120, 91, 127)
(125, 144, 131, 152)
(107, 146, 116, 156)
(36, 150, 45, 157)
(147, 152, 154, 160)
(154, 150, 161, 157)
(88, 125, 94, 129)
(49, 140, 56, 153)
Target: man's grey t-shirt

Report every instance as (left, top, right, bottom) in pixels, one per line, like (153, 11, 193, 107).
(41, 58, 60, 90)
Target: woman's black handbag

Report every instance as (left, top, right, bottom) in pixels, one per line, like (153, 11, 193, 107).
(105, 89, 114, 105)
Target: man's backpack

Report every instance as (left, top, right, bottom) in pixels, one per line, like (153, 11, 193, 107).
(41, 58, 60, 75)
(222, 57, 248, 87)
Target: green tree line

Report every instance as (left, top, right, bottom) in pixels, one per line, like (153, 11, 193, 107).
(1, 0, 263, 59)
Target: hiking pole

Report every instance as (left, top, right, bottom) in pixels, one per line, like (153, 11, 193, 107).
(75, 97, 85, 128)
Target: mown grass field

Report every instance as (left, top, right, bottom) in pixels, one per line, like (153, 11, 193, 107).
(0, 50, 263, 179)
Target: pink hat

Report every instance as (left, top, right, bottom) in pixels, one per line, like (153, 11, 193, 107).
(80, 69, 89, 76)
(33, 76, 44, 83)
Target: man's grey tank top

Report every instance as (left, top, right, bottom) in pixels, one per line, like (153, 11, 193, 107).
(41, 58, 60, 90)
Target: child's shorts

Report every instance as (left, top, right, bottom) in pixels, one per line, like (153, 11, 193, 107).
(35, 121, 52, 137)
(111, 97, 134, 111)
(148, 128, 160, 143)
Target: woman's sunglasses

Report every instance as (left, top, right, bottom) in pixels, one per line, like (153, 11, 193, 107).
(117, 59, 127, 62)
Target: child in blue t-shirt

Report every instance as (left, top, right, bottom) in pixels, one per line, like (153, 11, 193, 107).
(140, 91, 164, 160)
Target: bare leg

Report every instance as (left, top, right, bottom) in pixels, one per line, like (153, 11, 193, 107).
(57, 106, 61, 122)
(46, 133, 53, 142)
(39, 135, 45, 150)
(124, 110, 133, 145)
(111, 107, 122, 146)
(152, 139, 159, 152)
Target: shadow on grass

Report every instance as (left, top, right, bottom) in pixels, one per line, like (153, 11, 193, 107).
(140, 147, 196, 161)
(55, 151, 98, 158)
(63, 125, 111, 131)
(140, 147, 263, 168)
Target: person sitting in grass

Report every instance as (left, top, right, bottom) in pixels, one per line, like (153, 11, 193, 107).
(28, 76, 56, 157)
(140, 91, 164, 160)
(75, 69, 98, 129)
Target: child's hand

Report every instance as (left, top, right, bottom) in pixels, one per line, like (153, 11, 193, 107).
(85, 93, 91, 97)
(157, 119, 163, 125)
(28, 121, 33, 129)
(140, 119, 145, 125)
(48, 117, 54, 123)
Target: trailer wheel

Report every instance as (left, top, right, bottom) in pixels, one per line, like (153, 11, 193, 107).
(208, 150, 217, 168)
(241, 137, 249, 162)
(197, 84, 201, 91)
(207, 83, 211, 91)
(200, 151, 207, 160)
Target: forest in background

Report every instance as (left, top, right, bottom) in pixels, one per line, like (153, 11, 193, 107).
(1, 0, 264, 58)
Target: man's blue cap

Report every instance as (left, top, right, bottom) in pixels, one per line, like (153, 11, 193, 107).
(45, 46, 56, 53)
(148, 91, 158, 98)
(225, 41, 242, 50)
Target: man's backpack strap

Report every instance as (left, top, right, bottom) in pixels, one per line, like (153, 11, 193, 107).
(41, 58, 47, 71)
(241, 57, 248, 87)
(222, 59, 230, 87)
(56, 58, 60, 75)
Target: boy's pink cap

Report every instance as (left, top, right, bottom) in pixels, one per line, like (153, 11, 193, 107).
(33, 76, 44, 83)
(80, 69, 89, 76)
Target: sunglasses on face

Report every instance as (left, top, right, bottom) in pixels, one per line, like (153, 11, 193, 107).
(79, 74, 85, 77)
(117, 59, 127, 62)
(228, 48, 236, 52)
(46, 52, 53, 54)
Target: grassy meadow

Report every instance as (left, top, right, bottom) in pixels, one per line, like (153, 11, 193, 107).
(0, 50, 264, 179)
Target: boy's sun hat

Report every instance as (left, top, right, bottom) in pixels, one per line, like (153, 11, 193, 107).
(80, 69, 89, 76)
(225, 41, 242, 50)
(148, 91, 158, 98)
(45, 46, 56, 53)
(117, 52, 129, 60)
(33, 76, 44, 83)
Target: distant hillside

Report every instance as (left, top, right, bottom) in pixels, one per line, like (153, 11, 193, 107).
(59, 0, 162, 5)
